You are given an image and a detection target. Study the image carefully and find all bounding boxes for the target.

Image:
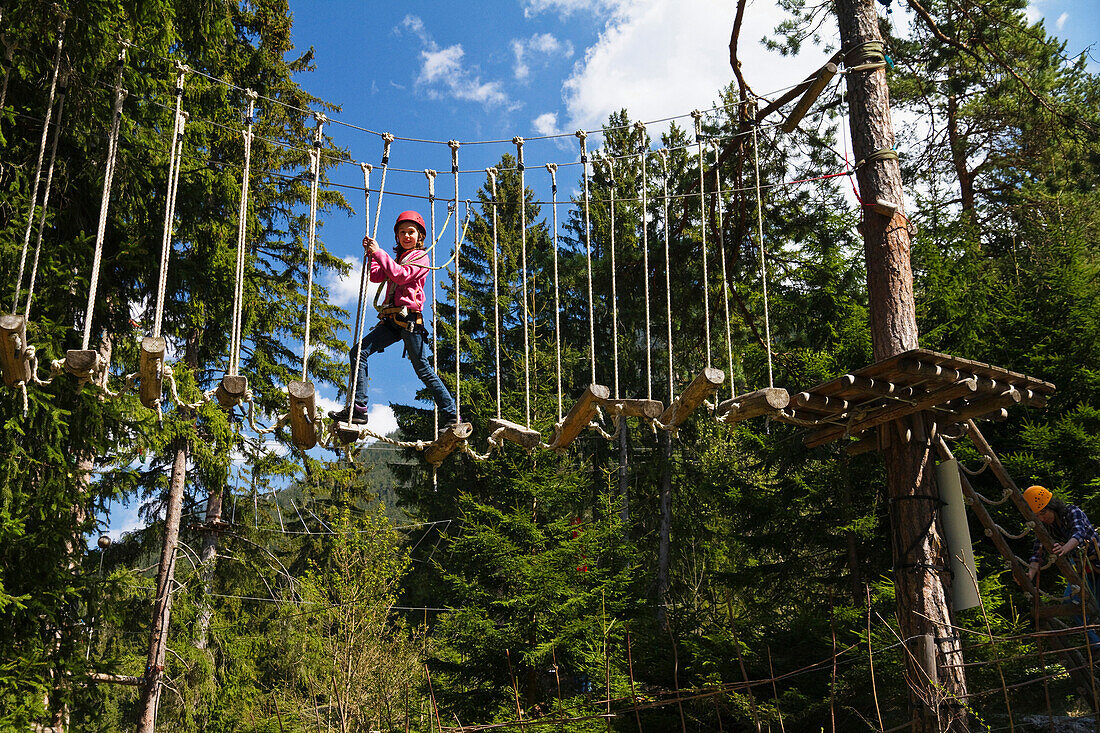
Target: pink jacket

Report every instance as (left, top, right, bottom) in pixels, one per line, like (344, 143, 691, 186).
(370, 247, 428, 312)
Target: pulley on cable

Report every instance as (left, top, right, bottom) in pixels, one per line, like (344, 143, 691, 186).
(287, 113, 327, 450)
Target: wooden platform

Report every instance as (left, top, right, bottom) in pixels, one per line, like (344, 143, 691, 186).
(773, 349, 1055, 449)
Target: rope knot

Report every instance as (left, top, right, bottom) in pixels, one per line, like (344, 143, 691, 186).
(485, 167, 497, 181)
(381, 132, 395, 144)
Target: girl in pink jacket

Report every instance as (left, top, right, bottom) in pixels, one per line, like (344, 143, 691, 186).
(330, 211, 457, 429)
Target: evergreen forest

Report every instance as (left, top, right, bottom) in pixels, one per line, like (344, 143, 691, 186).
(0, 0, 1099, 730)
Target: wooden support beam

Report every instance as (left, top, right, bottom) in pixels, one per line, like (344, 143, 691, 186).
(805, 378, 978, 448)
(424, 422, 473, 465)
(138, 336, 165, 409)
(550, 384, 611, 450)
(287, 380, 318, 450)
(489, 418, 542, 450)
(791, 391, 849, 412)
(716, 387, 790, 423)
(840, 373, 917, 400)
(780, 63, 838, 133)
(0, 315, 32, 388)
(214, 374, 248, 409)
(658, 368, 724, 428)
(939, 388, 1021, 425)
(899, 358, 964, 383)
(757, 52, 842, 121)
(595, 397, 664, 420)
(87, 672, 143, 686)
(845, 432, 880, 456)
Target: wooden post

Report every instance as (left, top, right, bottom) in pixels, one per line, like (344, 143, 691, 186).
(834, 0, 968, 727)
(658, 367, 724, 428)
(549, 384, 610, 450)
(213, 374, 248, 409)
(138, 336, 165, 409)
(780, 62, 838, 133)
(287, 380, 318, 450)
(595, 396, 664, 420)
(423, 422, 473, 465)
(488, 418, 542, 450)
(716, 387, 789, 423)
(0, 314, 32, 388)
(136, 439, 189, 732)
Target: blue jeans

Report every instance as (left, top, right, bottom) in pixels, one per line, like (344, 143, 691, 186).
(350, 319, 457, 422)
(1063, 571, 1100, 657)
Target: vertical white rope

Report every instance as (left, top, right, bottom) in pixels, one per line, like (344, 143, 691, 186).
(13, 18, 64, 315)
(487, 168, 502, 420)
(713, 142, 735, 399)
(448, 140, 461, 421)
(152, 66, 189, 340)
(659, 150, 673, 403)
(634, 124, 652, 401)
(300, 114, 326, 380)
(603, 154, 620, 400)
(23, 72, 68, 321)
(427, 169, 438, 434)
(513, 138, 531, 425)
(576, 130, 596, 386)
(229, 91, 256, 375)
(372, 134, 393, 241)
(692, 110, 712, 371)
(546, 163, 563, 422)
(82, 51, 127, 350)
(752, 123, 774, 388)
(344, 163, 372, 415)
(0, 35, 15, 113)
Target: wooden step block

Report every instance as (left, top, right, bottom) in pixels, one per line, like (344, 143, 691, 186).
(489, 418, 541, 450)
(0, 315, 32, 388)
(138, 336, 166, 409)
(658, 368, 724, 428)
(63, 349, 100, 376)
(717, 387, 790, 423)
(288, 380, 318, 450)
(594, 397, 664, 420)
(331, 420, 364, 445)
(214, 374, 248, 408)
(548, 384, 610, 450)
(424, 422, 473, 465)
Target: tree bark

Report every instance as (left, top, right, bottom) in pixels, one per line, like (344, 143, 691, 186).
(835, 0, 968, 729)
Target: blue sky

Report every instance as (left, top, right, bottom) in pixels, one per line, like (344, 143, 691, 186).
(100, 0, 1098, 538)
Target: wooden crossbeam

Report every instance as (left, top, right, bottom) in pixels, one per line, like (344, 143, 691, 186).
(938, 388, 1021, 426)
(424, 422, 473, 465)
(595, 397, 664, 420)
(488, 418, 542, 450)
(138, 336, 165, 409)
(549, 384, 610, 450)
(780, 63, 838, 133)
(288, 380, 318, 450)
(0, 315, 32, 388)
(717, 387, 790, 423)
(840, 373, 918, 400)
(805, 378, 979, 448)
(791, 391, 849, 412)
(658, 368, 724, 428)
(214, 374, 248, 409)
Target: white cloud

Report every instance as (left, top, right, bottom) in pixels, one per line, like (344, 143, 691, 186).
(400, 14, 511, 108)
(1023, 1, 1044, 25)
(1056, 11, 1068, 30)
(521, 0, 626, 20)
(325, 255, 380, 309)
(513, 33, 574, 80)
(533, 112, 560, 136)
(551, 0, 812, 136)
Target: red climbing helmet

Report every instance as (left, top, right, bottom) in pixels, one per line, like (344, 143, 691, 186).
(394, 210, 426, 237)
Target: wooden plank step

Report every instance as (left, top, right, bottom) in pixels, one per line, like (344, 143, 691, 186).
(424, 422, 473, 465)
(63, 349, 100, 376)
(214, 374, 249, 408)
(549, 384, 610, 450)
(658, 368, 724, 428)
(594, 397, 664, 420)
(488, 418, 541, 450)
(717, 387, 790, 423)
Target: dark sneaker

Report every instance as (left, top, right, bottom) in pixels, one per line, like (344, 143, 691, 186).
(329, 403, 369, 425)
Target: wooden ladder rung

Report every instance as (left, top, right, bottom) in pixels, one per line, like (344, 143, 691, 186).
(549, 384, 610, 450)
(658, 368, 724, 428)
(424, 422, 473, 465)
(717, 387, 790, 424)
(214, 374, 249, 408)
(594, 397, 664, 420)
(489, 418, 542, 450)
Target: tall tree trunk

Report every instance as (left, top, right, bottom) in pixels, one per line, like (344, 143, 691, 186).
(195, 487, 222, 650)
(656, 431, 672, 628)
(946, 94, 979, 235)
(835, 0, 968, 729)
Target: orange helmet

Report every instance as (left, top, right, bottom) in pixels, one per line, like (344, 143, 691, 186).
(1023, 485, 1052, 513)
(394, 210, 426, 237)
